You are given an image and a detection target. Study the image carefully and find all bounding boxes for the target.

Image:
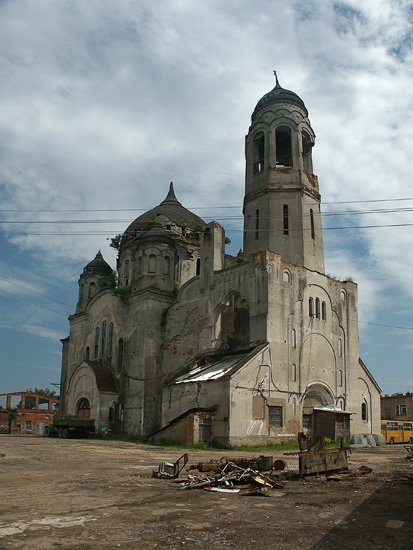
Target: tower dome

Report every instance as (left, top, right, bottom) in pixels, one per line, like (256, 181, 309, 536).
(120, 182, 205, 252)
(252, 72, 307, 121)
(83, 251, 113, 275)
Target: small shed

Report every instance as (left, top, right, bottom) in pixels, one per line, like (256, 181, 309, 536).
(312, 405, 352, 440)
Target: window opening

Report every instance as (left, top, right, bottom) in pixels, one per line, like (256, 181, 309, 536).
(107, 322, 113, 356)
(101, 320, 106, 356)
(117, 338, 124, 372)
(136, 256, 142, 275)
(88, 282, 96, 298)
(361, 402, 368, 421)
(124, 259, 130, 286)
(339, 369, 343, 386)
(283, 204, 289, 235)
(396, 404, 407, 416)
(292, 363, 297, 382)
(94, 326, 100, 358)
(310, 209, 315, 240)
(315, 298, 320, 319)
(268, 406, 283, 427)
(322, 301, 327, 321)
(309, 297, 314, 317)
(276, 127, 292, 166)
(196, 258, 200, 276)
(148, 254, 156, 273)
(253, 133, 265, 173)
(164, 256, 171, 276)
(302, 130, 313, 172)
(85, 346, 90, 360)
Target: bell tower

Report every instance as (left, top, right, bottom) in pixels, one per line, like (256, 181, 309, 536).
(243, 73, 324, 273)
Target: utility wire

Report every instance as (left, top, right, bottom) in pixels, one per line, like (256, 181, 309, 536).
(0, 274, 73, 308)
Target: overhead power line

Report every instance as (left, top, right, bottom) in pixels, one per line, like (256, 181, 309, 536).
(1, 196, 413, 214)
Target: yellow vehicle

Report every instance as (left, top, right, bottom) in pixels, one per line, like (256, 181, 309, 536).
(381, 420, 413, 444)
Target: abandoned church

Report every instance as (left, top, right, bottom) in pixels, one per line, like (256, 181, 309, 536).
(58, 76, 381, 445)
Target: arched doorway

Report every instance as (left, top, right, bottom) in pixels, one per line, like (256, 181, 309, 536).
(302, 385, 334, 435)
(216, 291, 250, 352)
(77, 398, 91, 420)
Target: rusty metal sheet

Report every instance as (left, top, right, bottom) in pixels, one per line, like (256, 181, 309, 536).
(298, 448, 348, 476)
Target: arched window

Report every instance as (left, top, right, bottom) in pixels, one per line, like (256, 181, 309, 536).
(340, 289, 346, 301)
(107, 322, 113, 356)
(339, 369, 343, 386)
(124, 259, 130, 286)
(164, 255, 171, 276)
(315, 298, 320, 319)
(302, 130, 313, 172)
(309, 297, 314, 317)
(101, 320, 106, 356)
(148, 254, 156, 274)
(117, 338, 124, 372)
(94, 327, 100, 358)
(283, 204, 289, 236)
(338, 338, 343, 357)
(291, 329, 296, 349)
(196, 258, 200, 276)
(136, 256, 142, 276)
(361, 402, 368, 421)
(255, 209, 259, 240)
(79, 283, 84, 301)
(276, 127, 292, 166)
(88, 282, 96, 298)
(322, 301, 327, 321)
(292, 363, 297, 382)
(253, 133, 265, 173)
(310, 209, 315, 240)
(283, 269, 291, 283)
(85, 346, 90, 360)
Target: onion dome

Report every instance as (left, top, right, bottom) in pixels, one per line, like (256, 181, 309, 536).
(121, 182, 205, 248)
(252, 72, 307, 120)
(83, 251, 113, 275)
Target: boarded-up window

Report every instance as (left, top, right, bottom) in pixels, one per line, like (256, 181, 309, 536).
(253, 395, 265, 420)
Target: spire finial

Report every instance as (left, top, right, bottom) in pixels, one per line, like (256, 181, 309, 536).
(273, 70, 280, 87)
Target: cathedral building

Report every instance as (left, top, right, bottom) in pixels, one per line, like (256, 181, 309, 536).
(58, 76, 381, 445)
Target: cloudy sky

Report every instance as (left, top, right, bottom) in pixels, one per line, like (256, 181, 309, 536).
(0, 0, 412, 400)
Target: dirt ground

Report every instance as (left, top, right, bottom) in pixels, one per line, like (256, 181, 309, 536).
(0, 436, 412, 550)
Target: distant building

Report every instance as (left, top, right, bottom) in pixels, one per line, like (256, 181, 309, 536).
(58, 76, 381, 444)
(0, 392, 58, 435)
(381, 393, 413, 420)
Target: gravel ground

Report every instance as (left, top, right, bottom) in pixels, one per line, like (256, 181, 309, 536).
(0, 436, 412, 550)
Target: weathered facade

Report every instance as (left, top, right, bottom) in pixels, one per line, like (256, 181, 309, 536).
(59, 76, 381, 444)
(381, 393, 413, 421)
(0, 392, 58, 435)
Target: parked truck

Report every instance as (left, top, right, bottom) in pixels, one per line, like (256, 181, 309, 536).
(45, 415, 95, 438)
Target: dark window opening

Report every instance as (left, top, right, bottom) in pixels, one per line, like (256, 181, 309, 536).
(253, 133, 265, 173)
(94, 327, 99, 358)
(196, 258, 200, 276)
(148, 254, 156, 273)
(101, 320, 106, 357)
(361, 402, 368, 421)
(309, 297, 314, 317)
(269, 406, 283, 427)
(310, 209, 315, 240)
(276, 127, 292, 167)
(85, 346, 90, 360)
(322, 301, 327, 321)
(117, 338, 124, 372)
(283, 204, 289, 235)
(396, 404, 407, 416)
(315, 298, 320, 319)
(107, 322, 114, 356)
(302, 130, 313, 172)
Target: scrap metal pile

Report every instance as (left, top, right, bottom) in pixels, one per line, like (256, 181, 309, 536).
(153, 455, 286, 496)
